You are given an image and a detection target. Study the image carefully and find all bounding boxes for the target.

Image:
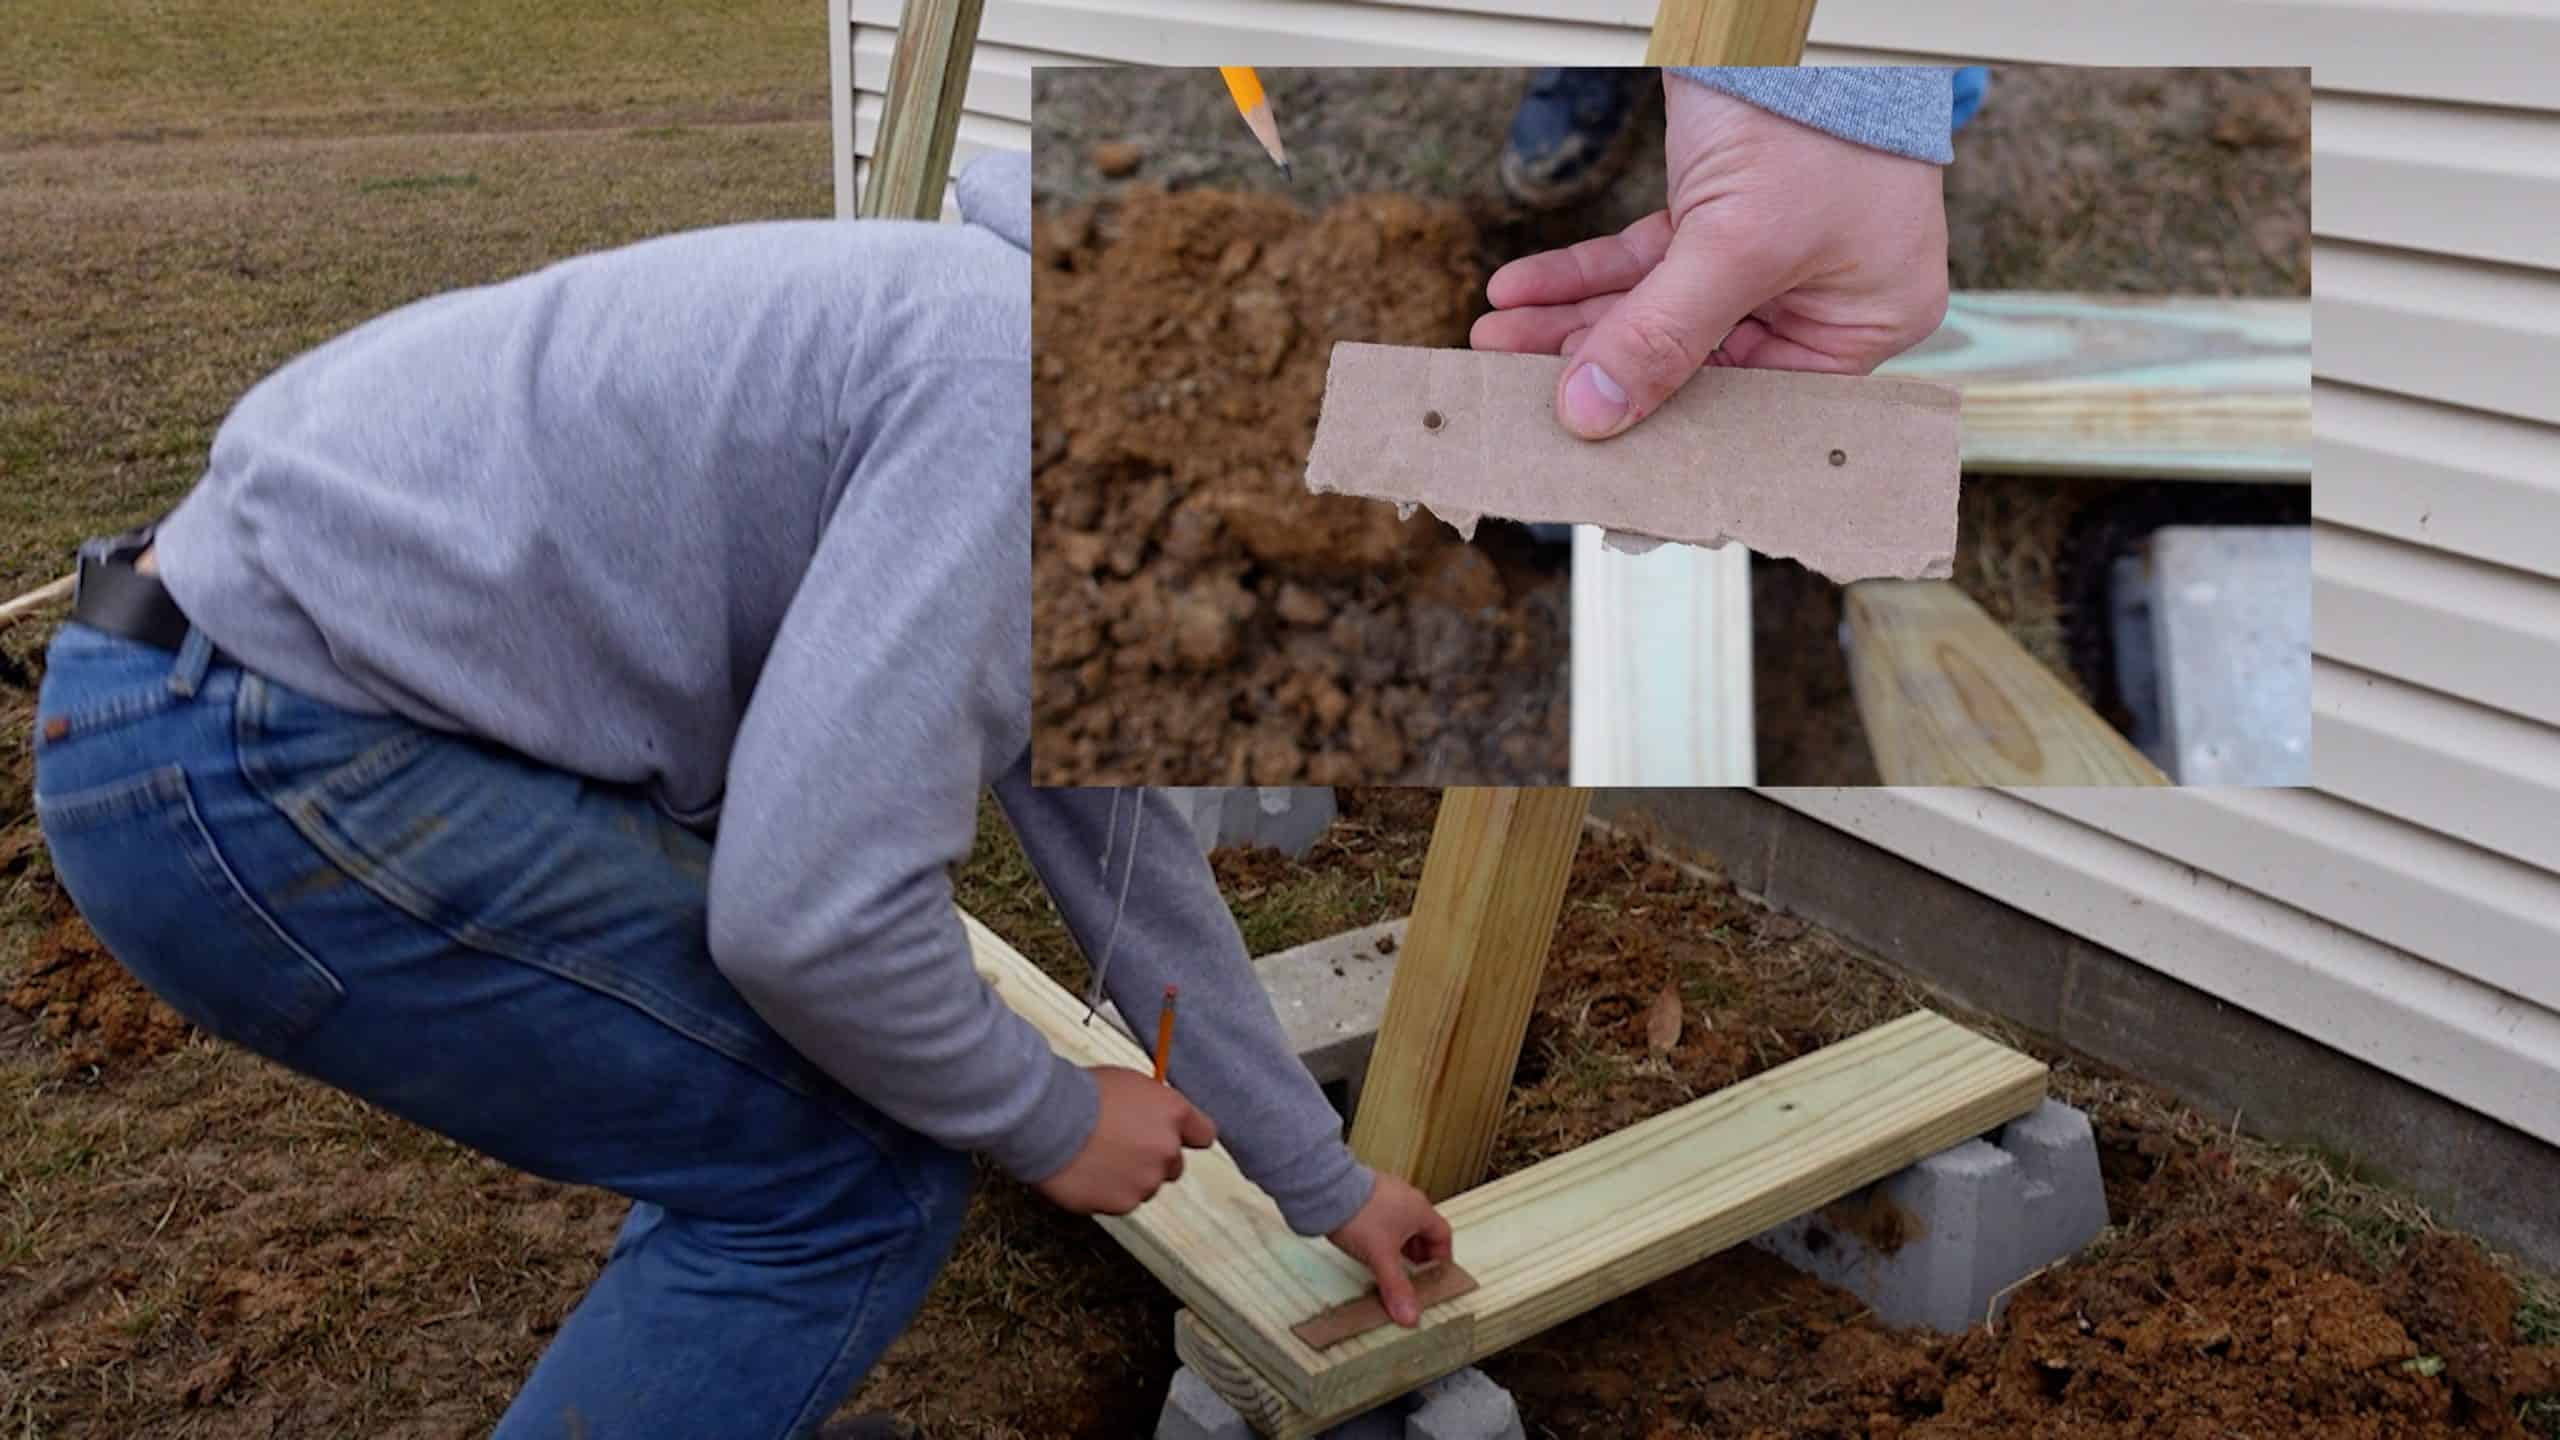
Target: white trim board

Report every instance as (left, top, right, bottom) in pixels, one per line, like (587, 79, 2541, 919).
(1758, 786, 2560, 1149)
(1568, 526, 1755, 786)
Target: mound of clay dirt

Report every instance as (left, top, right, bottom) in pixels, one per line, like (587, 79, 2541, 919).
(1030, 186, 1569, 784)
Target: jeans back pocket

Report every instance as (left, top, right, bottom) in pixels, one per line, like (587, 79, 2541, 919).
(37, 767, 348, 1058)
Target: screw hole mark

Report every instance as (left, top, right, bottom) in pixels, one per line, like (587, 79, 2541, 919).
(1828, 448, 1848, 467)
(1422, 410, 1445, 432)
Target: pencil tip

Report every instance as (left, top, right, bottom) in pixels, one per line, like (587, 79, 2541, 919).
(1280, 161, 1293, 182)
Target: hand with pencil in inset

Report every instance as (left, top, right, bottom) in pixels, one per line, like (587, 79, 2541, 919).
(1474, 66, 1970, 440)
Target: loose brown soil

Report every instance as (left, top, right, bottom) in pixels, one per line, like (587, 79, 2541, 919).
(1031, 186, 1570, 785)
(11, 790, 2555, 1438)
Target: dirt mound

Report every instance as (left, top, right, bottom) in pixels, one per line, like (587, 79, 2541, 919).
(5, 898, 191, 1070)
(1030, 187, 1570, 784)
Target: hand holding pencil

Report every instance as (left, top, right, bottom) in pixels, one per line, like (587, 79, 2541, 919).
(1032, 989, 1214, 1218)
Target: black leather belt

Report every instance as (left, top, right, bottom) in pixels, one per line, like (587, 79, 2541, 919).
(69, 522, 216, 658)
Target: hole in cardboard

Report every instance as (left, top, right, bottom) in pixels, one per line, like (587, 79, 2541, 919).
(1828, 448, 1848, 467)
(1422, 410, 1445, 432)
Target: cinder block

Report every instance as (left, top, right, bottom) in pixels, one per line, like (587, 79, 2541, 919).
(1320, 1405, 1408, 1440)
(1101, 919, 1405, 1115)
(1158, 1367, 1253, 1440)
(1752, 1102, 2109, 1332)
(1163, 787, 1339, 857)
(2001, 1099, 2111, 1272)
(2141, 525, 2312, 785)
(1406, 1368, 1525, 1440)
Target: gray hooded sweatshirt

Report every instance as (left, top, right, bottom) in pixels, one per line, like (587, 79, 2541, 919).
(153, 152, 1375, 1237)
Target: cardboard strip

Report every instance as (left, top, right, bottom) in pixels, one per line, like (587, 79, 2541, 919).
(1287, 1261, 1481, 1350)
(1302, 342, 1961, 584)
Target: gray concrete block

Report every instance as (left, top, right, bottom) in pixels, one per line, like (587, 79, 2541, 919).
(2142, 525, 2312, 786)
(1102, 918, 1405, 1115)
(1158, 1367, 1252, 1440)
(1320, 1406, 1408, 1440)
(2108, 552, 2165, 763)
(1406, 1368, 1526, 1440)
(1752, 1103, 2109, 1333)
(1163, 787, 1339, 857)
(2002, 1099, 2111, 1272)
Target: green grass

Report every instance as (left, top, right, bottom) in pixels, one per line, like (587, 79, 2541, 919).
(1, 0, 827, 143)
(354, 170, 479, 193)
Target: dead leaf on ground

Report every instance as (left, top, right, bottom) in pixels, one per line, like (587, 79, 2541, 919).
(180, 1347, 244, 1406)
(1645, 979, 1682, 1054)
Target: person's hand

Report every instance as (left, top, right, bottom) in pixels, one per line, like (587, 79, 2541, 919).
(1325, 1174, 1457, 1327)
(1034, 1066, 1218, 1216)
(1471, 75, 1950, 440)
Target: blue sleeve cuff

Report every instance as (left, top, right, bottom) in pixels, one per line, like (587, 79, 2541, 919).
(1667, 66, 1958, 165)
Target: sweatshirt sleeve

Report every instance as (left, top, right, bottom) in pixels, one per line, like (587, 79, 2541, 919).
(993, 770, 1378, 1238)
(1667, 66, 1958, 164)
(703, 347, 1104, 1187)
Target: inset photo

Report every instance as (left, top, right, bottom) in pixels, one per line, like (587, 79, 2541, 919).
(1030, 66, 2309, 786)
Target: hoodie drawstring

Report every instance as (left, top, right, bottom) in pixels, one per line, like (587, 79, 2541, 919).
(1082, 789, 1144, 1022)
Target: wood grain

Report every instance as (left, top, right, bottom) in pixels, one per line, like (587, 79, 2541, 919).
(1844, 580, 2170, 785)
(856, 0, 984, 220)
(960, 911, 1472, 1418)
(1173, 1011, 2050, 1433)
(1879, 293, 2312, 480)
(1644, 0, 1820, 64)
(1347, 788, 1593, 1201)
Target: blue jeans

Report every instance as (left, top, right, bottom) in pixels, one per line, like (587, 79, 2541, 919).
(33, 623, 973, 1439)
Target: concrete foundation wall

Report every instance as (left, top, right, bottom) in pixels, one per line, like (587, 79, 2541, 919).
(1591, 789, 2560, 1273)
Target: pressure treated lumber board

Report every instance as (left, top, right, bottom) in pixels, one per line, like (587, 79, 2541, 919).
(1177, 1011, 2051, 1434)
(1844, 580, 2169, 785)
(1644, 0, 1819, 64)
(959, 911, 1474, 1417)
(1303, 343, 1961, 584)
(1878, 292, 2312, 480)
(1347, 788, 1592, 1201)
(856, 0, 984, 220)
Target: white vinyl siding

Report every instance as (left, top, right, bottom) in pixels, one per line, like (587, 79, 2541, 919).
(835, 5, 2560, 1147)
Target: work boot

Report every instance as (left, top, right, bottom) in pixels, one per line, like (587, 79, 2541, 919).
(1498, 68, 1649, 211)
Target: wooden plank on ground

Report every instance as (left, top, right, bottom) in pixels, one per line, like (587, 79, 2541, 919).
(959, 912, 1473, 1419)
(1876, 292, 2311, 481)
(1347, 788, 1592, 1201)
(856, 0, 984, 220)
(0, 573, 74, 633)
(1173, 1011, 2051, 1434)
(1844, 580, 2169, 785)
(1303, 343, 1961, 584)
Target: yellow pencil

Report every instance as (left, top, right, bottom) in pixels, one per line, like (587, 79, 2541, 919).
(1151, 984, 1178, 1084)
(1219, 66, 1292, 180)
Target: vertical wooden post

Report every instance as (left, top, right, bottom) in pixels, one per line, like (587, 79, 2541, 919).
(1347, 788, 1592, 1200)
(1644, 0, 1820, 65)
(857, 0, 986, 221)
(1348, 3, 1818, 1205)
